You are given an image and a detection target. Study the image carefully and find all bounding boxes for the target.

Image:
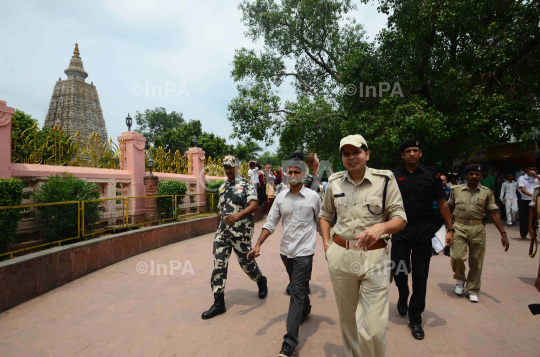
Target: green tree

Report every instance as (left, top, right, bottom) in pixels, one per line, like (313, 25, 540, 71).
(11, 109, 75, 165)
(232, 140, 263, 162)
(0, 178, 23, 252)
(154, 120, 230, 159)
(34, 174, 100, 241)
(134, 107, 185, 148)
(257, 151, 282, 167)
(228, 0, 540, 170)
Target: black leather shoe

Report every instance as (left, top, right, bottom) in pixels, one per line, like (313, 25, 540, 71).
(201, 293, 226, 320)
(397, 298, 408, 317)
(257, 276, 268, 299)
(408, 322, 425, 340)
(278, 342, 295, 357)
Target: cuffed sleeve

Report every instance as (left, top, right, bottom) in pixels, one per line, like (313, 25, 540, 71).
(261, 195, 281, 234)
(485, 191, 498, 211)
(319, 182, 335, 222)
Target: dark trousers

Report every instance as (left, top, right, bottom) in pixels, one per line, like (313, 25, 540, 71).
(281, 254, 313, 348)
(519, 199, 533, 238)
(391, 227, 433, 325)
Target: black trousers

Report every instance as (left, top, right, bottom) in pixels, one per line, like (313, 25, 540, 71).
(281, 254, 313, 348)
(519, 199, 532, 238)
(391, 223, 434, 325)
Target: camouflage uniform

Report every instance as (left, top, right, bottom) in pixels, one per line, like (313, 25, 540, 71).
(211, 173, 263, 293)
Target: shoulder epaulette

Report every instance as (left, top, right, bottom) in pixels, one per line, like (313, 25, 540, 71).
(451, 184, 464, 190)
(370, 168, 394, 178)
(480, 185, 494, 193)
(328, 171, 345, 182)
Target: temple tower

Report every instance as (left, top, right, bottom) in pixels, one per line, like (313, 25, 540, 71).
(43, 43, 108, 142)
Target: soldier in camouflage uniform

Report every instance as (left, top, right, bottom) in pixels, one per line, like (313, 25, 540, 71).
(201, 156, 268, 320)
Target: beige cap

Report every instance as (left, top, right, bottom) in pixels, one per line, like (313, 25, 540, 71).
(339, 134, 368, 151)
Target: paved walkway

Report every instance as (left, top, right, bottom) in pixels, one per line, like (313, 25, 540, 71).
(0, 221, 539, 357)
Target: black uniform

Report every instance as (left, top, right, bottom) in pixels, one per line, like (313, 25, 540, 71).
(391, 165, 446, 325)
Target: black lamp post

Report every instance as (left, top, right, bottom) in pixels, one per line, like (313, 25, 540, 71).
(125, 113, 132, 131)
(146, 157, 155, 176)
(192, 135, 198, 147)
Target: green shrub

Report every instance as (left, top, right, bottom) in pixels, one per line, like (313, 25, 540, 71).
(206, 179, 225, 192)
(205, 180, 224, 213)
(34, 174, 100, 241)
(0, 179, 23, 252)
(157, 180, 188, 217)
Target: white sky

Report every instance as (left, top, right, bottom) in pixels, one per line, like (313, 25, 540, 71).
(1, 0, 387, 152)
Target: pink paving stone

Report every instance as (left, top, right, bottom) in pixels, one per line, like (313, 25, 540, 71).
(0, 222, 539, 356)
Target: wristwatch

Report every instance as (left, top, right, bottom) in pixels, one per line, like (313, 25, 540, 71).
(447, 228, 455, 233)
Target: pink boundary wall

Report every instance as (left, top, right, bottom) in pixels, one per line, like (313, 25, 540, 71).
(0, 100, 226, 207)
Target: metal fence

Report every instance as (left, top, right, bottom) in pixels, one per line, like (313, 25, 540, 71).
(0, 201, 81, 259)
(0, 193, 219, 259)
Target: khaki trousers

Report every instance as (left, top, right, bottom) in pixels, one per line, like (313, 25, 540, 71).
(326, 240, 390, 357)
(450, 222, 486, 295)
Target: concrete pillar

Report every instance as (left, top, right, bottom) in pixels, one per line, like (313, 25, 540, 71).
(143, 175, 159, 223)
(117, 131, 147, 223)
(106, 179, 116, 225)
(186, 146, 206, 209)
(0, 101, 15, 179)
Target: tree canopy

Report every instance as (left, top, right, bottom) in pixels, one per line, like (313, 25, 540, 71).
(153, 119, 230, 159)
(134, 107, 185, 148)
(228, 0, 540, 170)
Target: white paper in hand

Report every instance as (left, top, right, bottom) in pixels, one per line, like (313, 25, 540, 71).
(431, 225, 446, 253)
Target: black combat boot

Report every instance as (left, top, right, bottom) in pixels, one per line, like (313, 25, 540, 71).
(257, 276, 268, 299)
(201, 293, 226, 320)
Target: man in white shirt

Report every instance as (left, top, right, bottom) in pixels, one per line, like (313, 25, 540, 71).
(248, 161, 259, 201)
(518, 163, 540, 240)
(500, 172, 519, 226)
(247, 152, 321, 357)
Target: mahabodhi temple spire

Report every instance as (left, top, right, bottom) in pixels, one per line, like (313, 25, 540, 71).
(43, 43, 108, 142)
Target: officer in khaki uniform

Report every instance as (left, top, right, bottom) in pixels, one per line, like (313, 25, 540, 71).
(320, 135, 407, 357)
(448, 164, 509, 303)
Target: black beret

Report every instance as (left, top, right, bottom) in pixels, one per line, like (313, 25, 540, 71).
(399, 138, 421, 152)
(289, 152, 304, 161)
(465, 164, 483, 173)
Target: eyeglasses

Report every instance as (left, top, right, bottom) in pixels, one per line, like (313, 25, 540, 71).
(288, 170, 301, 176)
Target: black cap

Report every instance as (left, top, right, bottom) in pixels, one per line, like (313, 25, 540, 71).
(465, 164, 483, 173)
(399, 138, 421, 152)
(289, 152, 304, 161)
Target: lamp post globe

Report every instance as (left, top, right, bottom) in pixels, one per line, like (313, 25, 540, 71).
(125, 113, 133, 132)
(146, 157, 155, 176)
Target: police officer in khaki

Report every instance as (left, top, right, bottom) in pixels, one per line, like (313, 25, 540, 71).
(320, 135, 407, 357)
(448, 164, 509, 303)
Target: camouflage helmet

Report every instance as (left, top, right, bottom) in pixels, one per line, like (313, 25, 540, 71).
(223, 156, 239, 167)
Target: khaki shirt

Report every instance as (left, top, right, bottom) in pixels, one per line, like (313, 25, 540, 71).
(448, 184, 498, 220)
(319, 168, 407, 240)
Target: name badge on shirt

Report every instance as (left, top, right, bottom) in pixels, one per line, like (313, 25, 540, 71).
(334, 193, 345, 197)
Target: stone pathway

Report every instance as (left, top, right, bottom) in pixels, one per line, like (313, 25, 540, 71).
(0, 221, 539, 356)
